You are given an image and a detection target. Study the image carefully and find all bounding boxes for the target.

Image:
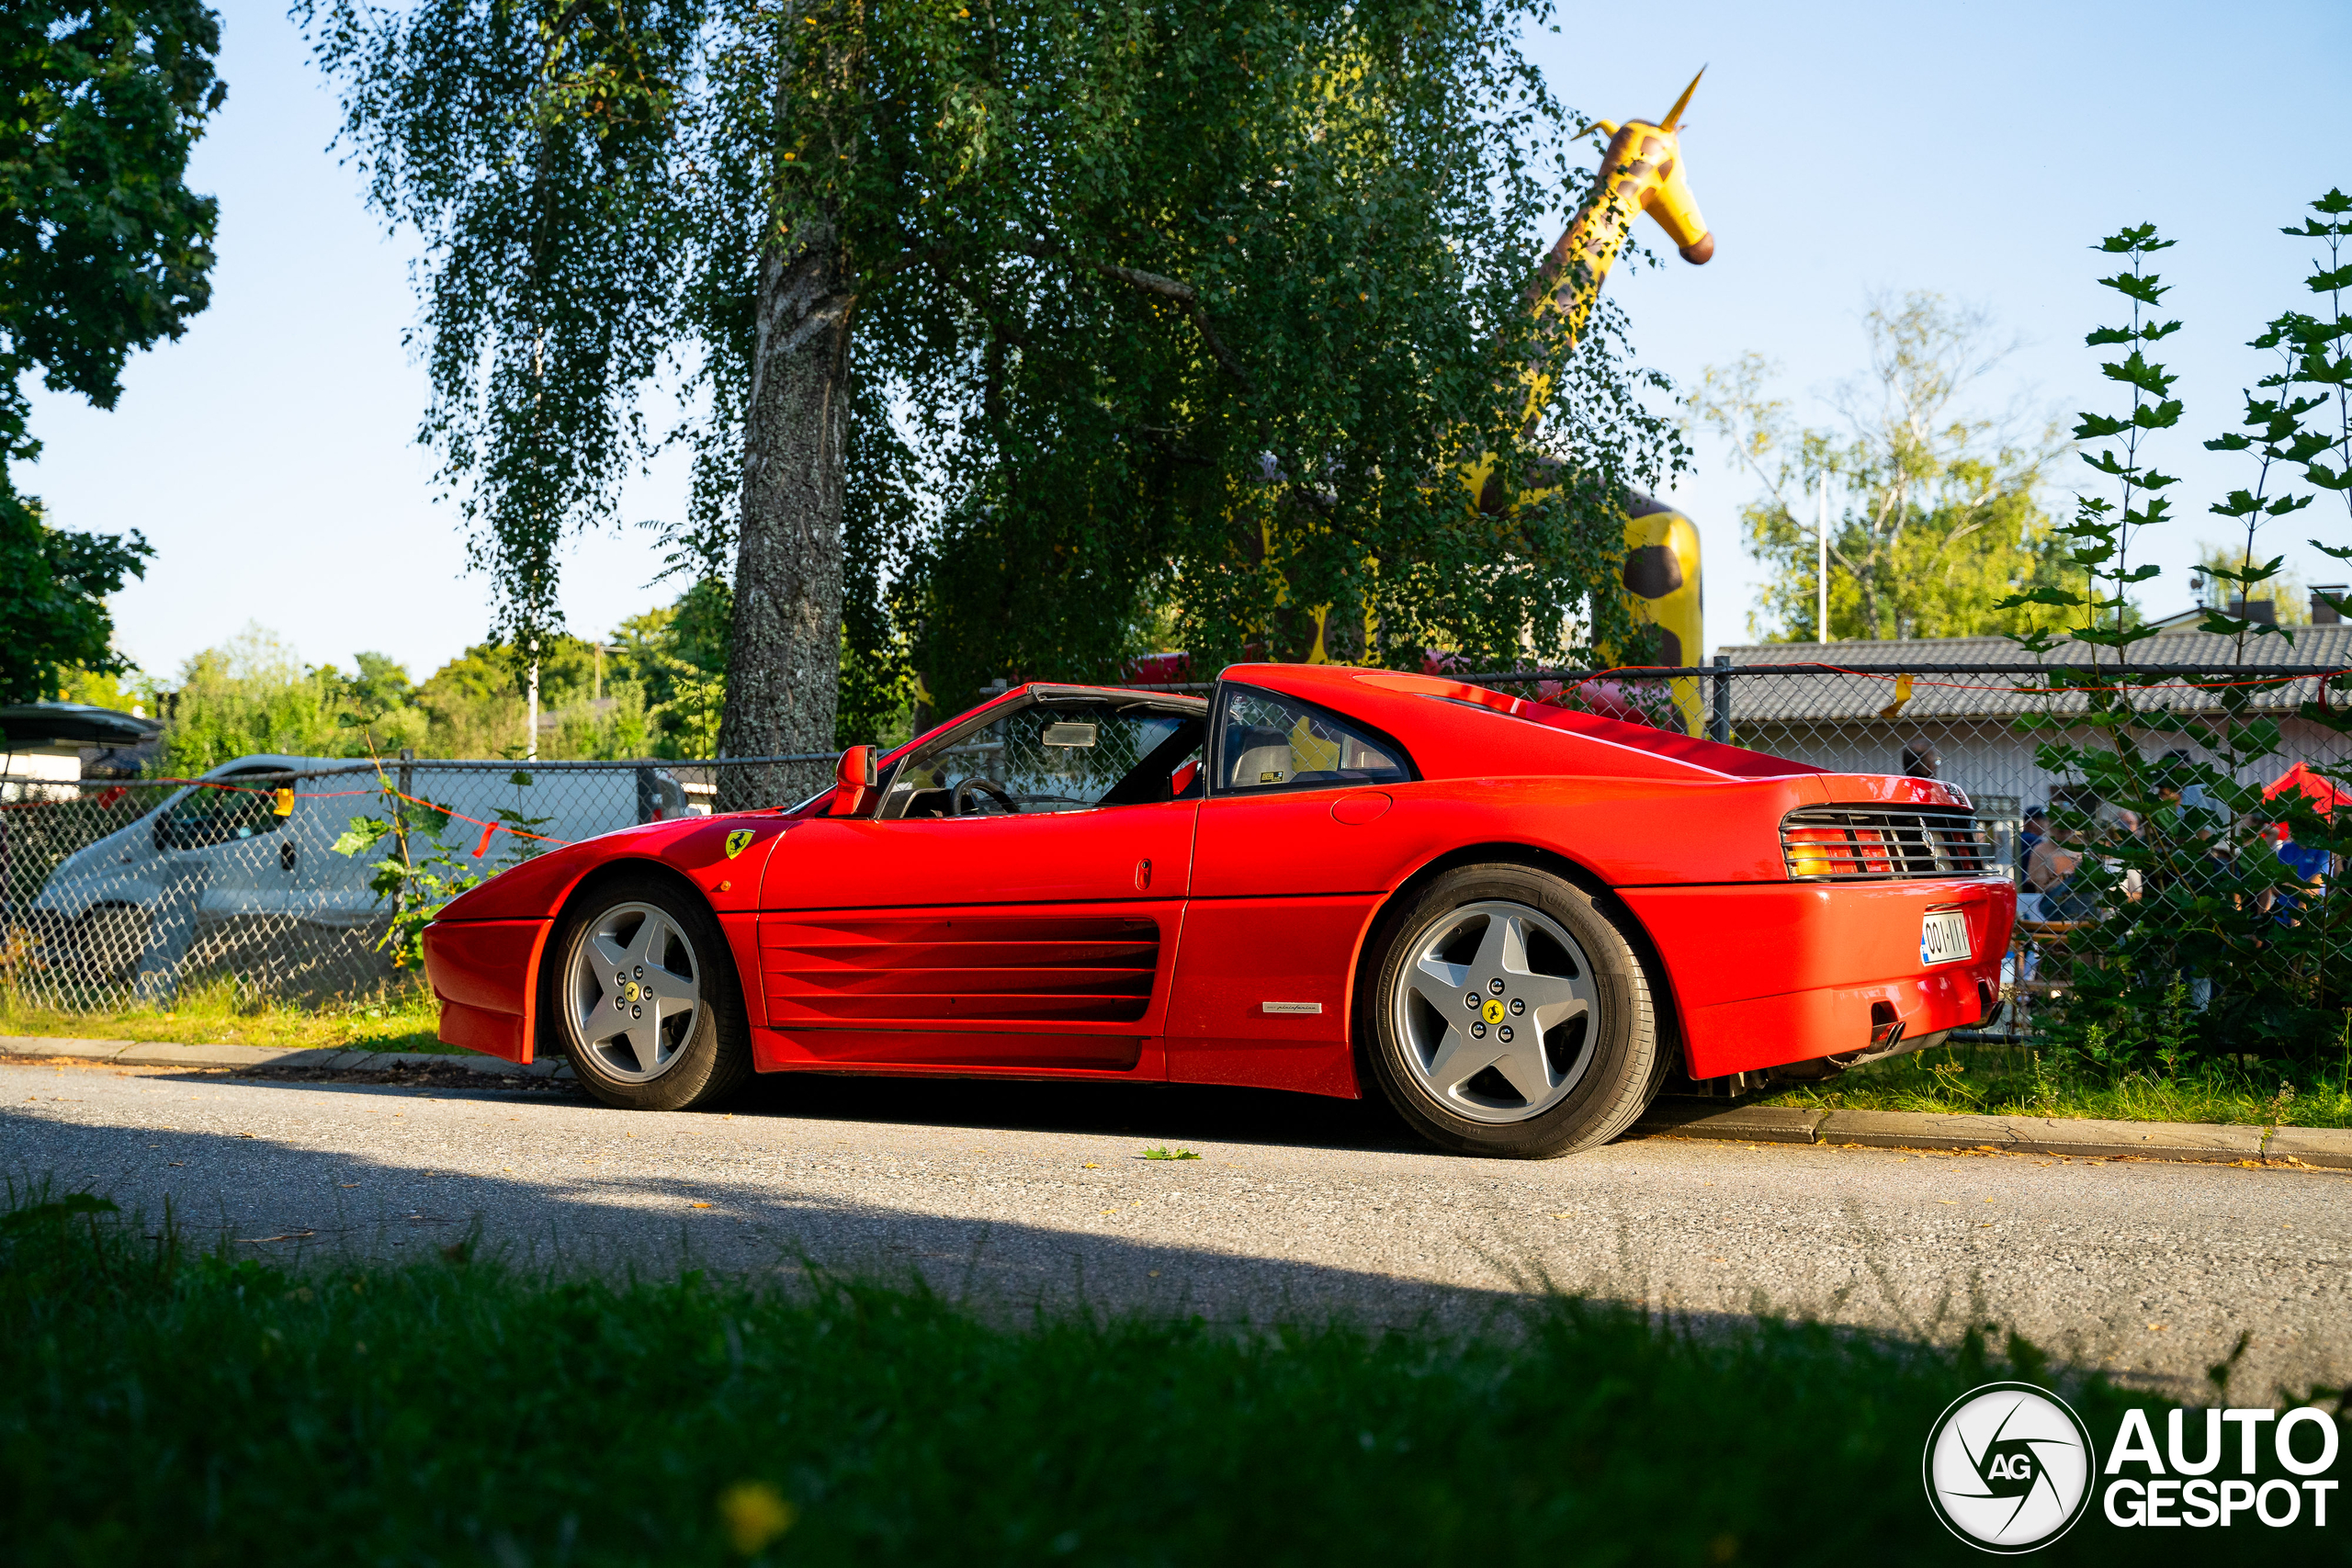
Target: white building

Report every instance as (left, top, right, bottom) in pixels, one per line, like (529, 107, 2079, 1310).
(1712, 627, 2352, 848)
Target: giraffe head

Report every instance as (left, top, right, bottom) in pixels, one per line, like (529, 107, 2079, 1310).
(1589, 69, 1713, 265)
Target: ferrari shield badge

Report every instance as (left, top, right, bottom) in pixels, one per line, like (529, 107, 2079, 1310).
(724, 828, 756, 860)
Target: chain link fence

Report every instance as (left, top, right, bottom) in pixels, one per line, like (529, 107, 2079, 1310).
(0, 756, 835, 1011)
(6, 659, 2346, 1032)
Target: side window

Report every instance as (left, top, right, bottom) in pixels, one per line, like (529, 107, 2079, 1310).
(155, 767, 288, 849)
(880, 700, 1206, 818)
(1213, 686, 1411, 795)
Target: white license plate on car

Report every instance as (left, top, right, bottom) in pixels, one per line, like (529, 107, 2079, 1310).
(1920, 909, 1973, 965)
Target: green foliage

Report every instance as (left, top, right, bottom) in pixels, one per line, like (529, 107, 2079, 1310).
(612, 578, 732, 755)
(328, 795, 479, 971)
(308, 0, 1683, 724)
(2191, 543, 2312, 626)
(1, 1186, 2302, 1565)
(2011, 202, 2352, 1064)
(1, 0, 222, 701)
(156, 626, 370, 774)
(297, 0, 697, 645)
(0, 493, 153, 701)
(1696, 294, 2073, 642)
(0, 0, 225, 467)
(2000, 228, 2181, 655)
(743, 0, 1679, 713)
(2281, 188, 2352, 637)
(323, 715, 560, 969)
(150, 586, 740, 771)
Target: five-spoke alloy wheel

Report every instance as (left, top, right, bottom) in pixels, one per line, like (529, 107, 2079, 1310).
(1363, 863, 1666, 1158)
(567, 901, 703, 1082)
(548, 875, 749, 1111)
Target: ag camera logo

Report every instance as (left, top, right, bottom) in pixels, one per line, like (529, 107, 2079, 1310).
(1923, 1382, 2098, 1552)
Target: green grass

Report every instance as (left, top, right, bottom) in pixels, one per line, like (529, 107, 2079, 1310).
(0, 976, 463, 1055)
(1758, 1040, 2352, 1129)
(1, 1189, 2334, 1565)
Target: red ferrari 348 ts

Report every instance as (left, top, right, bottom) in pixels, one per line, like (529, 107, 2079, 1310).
(421, 665, 2013, 1157)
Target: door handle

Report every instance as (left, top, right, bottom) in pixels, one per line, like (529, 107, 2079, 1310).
(1134, 858, 1153, 893)
(281, 840, 298, 873)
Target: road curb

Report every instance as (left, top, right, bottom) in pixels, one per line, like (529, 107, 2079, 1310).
(0, 1035, 573, 1081)
(1629, 1097, 2348, 1168)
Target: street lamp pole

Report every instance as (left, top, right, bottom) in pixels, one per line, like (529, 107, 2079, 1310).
(1815, 473, 1829, 645)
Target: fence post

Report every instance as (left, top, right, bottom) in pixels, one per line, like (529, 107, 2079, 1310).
(635, 766, 657, 825)
(1709, 656, 1732, 744)
(398, 748, 413, 806)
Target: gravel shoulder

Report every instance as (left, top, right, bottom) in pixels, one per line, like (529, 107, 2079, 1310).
(6, 1053, 2347, 1402)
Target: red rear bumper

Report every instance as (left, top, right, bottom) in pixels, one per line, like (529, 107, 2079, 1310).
(421, 918, 550, 1064)
(1620, 877, 2013, 1078)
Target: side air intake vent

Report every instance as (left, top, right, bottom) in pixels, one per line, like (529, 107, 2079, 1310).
(763, 914, 1159, 1024)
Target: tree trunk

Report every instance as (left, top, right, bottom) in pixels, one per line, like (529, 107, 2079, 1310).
(716, 209, 855, 811)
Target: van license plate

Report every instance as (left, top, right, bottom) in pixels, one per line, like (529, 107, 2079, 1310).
(1920, 910, 1972, 965)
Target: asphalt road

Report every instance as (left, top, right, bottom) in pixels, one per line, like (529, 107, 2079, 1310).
(8, 1056, 2347, 1399)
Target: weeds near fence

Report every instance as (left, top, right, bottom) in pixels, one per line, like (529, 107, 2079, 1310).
(0, 976, 454, 1055)
(1764, 1039, 2352, 1129)
(324, 710, 568, 969)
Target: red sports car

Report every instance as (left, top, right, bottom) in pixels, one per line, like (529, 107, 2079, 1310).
(421, 665, 2013, 1157)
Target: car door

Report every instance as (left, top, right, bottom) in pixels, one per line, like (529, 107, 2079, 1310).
(757, 691, 1206, 1073)
(1164, 682, 1419, 1095)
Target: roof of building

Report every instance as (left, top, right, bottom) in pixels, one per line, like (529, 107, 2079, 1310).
(1710, 626, 2352, 724)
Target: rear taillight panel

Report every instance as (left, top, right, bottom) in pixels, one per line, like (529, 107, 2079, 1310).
(1779, 806, 1995, 881)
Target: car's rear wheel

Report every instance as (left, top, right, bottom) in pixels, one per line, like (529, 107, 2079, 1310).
(1362, 863, 1664, 1158)
(548, 875, 750, 1111)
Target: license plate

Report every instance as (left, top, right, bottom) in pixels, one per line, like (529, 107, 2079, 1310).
(1920, 909, 1973, 965)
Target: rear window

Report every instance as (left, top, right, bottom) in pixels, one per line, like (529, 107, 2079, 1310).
(1214, 686, 1413, 794)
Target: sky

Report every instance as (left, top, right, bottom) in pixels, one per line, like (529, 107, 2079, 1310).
(19, 0, 2352, 683)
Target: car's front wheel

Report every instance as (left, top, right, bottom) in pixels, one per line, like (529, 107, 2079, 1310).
(548, 876, 750, 1111)
(1362, 863, 1666, 1158)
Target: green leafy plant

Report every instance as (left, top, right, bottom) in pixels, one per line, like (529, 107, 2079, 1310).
(1140, 1147, 1200, 1162)
(1994, 205, 2352, 1067)
(329, 708, 479, 969)
(489, 769, 554, 864)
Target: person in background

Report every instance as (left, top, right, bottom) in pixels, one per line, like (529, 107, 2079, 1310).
(2027, 819, 2096, 920)
(2154, 750, 2223, 843)
(2015, 805, 2049, 919)
(1902, 740, 1940, 779)
(2091, 802, 2144, 901)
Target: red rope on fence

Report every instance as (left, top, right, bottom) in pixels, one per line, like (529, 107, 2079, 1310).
(0, 772, 576, 850)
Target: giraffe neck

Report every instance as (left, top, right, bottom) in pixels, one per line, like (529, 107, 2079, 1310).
(1538, 123, 1671, 345)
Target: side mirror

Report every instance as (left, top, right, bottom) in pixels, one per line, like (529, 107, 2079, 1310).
(831, 745, 880, 816)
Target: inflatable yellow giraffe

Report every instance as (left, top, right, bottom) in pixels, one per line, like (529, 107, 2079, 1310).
(1308, 71, 1715, 730)
(1472, 68, 1713, 729)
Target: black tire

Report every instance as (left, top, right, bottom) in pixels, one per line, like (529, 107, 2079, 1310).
(544, 874, 752, 1112)
(1359, 863, 1664, 1158)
